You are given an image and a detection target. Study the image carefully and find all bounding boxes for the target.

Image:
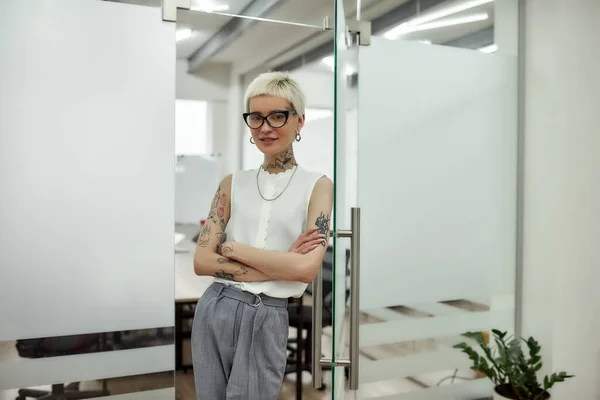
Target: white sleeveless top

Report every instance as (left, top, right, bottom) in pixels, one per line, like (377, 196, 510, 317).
(215, 165, 325, 298)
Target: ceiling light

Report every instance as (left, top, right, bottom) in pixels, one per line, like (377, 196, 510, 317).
(322, 56, 334, 69)
(384, 0, 493, 39)
(191, 1, 230, 13)
(409, 0, 493, 26)
(176, 28, 193, 41)
(305, 108, 333, 123)
(478, 43, 498, 53)
(384, 13, 489, 39)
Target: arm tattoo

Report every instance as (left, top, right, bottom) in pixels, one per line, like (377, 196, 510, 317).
(214, 260, 249, 281)
(197, 224, 211, 247)
(218, 243, 234, 257)
(207, 183, 227, 229)
(215, 270, 234, 280)
(197, 224, 224, 248)
(207, 184, 220, 222)
(315, 212, 331, 247)
(199, 183, 227, 246)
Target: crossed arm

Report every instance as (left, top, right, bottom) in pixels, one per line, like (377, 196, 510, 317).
(193, 175, 334, 283)
(193, 175, 270, 282)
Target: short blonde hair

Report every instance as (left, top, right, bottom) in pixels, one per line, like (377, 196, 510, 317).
(244, 71, 306, 115)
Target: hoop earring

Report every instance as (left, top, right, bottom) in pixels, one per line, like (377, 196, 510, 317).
(295, 132, 301, 142)
(250, 137, 255, 144)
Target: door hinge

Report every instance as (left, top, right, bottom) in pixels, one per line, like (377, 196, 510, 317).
(162, 0, 191, 22)
(346, 20, 371, 46)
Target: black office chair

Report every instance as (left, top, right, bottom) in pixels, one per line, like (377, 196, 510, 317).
(15, 334, 110, 399)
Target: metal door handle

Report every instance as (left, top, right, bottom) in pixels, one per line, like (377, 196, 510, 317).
(312, 207, 360, 390)
(312, 261, 324, 388)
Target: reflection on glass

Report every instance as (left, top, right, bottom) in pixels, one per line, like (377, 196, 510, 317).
(373, 0, 496, 52)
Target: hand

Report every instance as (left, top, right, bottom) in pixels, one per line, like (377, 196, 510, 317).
(289, 228, 327, 254)
(218, 241, 235, 257)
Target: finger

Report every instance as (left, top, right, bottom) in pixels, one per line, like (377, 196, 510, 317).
(299, 233, 326, 245)
(293, 231, 325, 252)
(298, 238, 326, 253)
(293, 231, 315, 247)
(299, 237, 327, 250)
(299, 244, 320, 254)
(294, 237, 315, 249)
(297, 237, 317, 248)
(310, 237, 328, 246)
(305, 244, 321, 253)
(297, 240, 317, 253)
(300, 228, 318, 238)
(296, 242, 311, 253)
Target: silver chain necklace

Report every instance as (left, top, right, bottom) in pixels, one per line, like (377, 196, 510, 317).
(256, 165, 298, 201)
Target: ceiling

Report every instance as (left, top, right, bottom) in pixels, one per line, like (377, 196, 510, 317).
(108, 0, 496, 76)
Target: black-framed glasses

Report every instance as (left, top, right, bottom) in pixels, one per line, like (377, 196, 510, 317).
(242, 110, 296, 129)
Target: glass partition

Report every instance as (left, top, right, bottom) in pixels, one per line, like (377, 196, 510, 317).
(0, 0, 176, 398)
(331, 0, 519, 399)
(353, 37, 517, 398)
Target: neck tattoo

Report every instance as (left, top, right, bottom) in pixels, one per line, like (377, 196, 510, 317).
(264, 147, 297, 173)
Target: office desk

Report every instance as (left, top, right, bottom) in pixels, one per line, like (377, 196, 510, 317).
(174, 234, 212, 371)
(175, 232, 213, 301)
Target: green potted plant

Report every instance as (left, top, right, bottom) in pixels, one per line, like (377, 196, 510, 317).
(454, 330, 573, 400)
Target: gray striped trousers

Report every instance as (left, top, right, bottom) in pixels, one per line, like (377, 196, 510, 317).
(191, 282, 289, 400)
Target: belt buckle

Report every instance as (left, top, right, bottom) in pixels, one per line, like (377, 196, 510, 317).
(251, 294, 262, 308)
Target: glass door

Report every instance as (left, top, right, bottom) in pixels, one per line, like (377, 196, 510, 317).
(310, 0, 362, 397)
(331, 0, 360, 396)
(322, 1, 520, 399)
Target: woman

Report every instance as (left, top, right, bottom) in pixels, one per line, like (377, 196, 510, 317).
(191, 71, 333, 400)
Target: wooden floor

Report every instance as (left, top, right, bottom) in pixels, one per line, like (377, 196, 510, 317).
(175, 370, 332, 400)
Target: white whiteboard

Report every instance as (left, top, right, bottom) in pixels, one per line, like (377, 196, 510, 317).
(175, 155, 220, 224)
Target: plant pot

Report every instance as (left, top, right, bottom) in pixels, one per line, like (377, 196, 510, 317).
(493, 389, 514, 400)
(493, 385, 551, 400)
(492, 390, 513, 400)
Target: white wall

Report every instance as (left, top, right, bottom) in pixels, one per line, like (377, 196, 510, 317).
(289, 70, 334, 109)
(176, 99, 209, 155)
(176, 59, 229, 102)
(522, 1, 600, 398)
(176, 59, 230, 179)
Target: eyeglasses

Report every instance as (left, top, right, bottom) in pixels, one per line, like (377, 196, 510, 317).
(242, 110, 296, 129)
